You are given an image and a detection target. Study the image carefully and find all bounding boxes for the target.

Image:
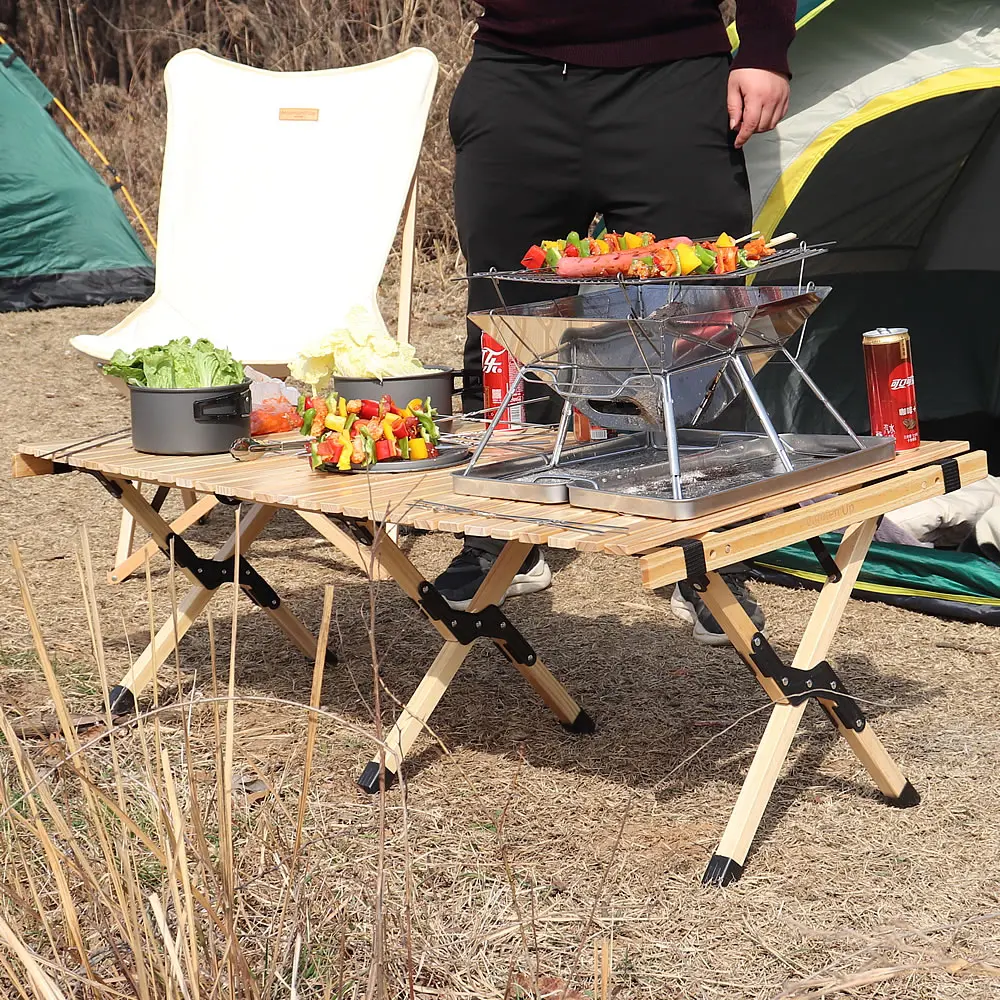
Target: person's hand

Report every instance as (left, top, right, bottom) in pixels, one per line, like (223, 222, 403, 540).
(727, 68, 790, 149)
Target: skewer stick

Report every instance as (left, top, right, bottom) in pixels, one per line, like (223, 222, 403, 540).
(736, 230, 761, 244)
(766, 232, 798, 248)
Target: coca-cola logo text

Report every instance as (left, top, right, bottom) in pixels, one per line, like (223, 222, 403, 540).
(890, 375, 915, 391)
(482, 346, 506, 375)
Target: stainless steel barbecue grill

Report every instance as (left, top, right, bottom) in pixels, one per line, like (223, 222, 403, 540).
(453, 249, 896, 520)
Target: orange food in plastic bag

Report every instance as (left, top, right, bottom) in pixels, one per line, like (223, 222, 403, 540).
(250, 397, 304, 436)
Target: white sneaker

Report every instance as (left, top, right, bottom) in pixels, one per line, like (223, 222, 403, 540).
(504, 552, 552, 601)
(669, 585, 696, 624)
(668, 576, 766, 647)
(434, 544, 552, 611)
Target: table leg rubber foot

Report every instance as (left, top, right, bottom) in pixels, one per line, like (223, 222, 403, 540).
(358, 761, 396, 794)
(702, 854, 744, 887)
(561, 709, 596, 735)
(108, 685, 136, 715)
(885, 780, 920, 809)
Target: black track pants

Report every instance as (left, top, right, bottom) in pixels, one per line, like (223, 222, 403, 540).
(450, 42, 752, 420)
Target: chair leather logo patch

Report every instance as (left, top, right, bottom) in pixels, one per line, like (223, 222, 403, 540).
(279, 108, 319, 121)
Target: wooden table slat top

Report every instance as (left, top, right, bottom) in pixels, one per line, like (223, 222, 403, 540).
(15, 433, 986, 578)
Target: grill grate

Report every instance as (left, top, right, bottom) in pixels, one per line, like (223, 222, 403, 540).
(460, 243, 830, 285)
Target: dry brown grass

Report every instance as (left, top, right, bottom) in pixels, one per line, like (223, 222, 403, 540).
(2, 0, 479, 256)
(3, 304, 1000, 998)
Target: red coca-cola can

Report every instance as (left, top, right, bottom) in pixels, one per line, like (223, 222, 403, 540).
(573, 408, 617, 443)
(862, 327, 920, 450)
(481, 332, 525, 430)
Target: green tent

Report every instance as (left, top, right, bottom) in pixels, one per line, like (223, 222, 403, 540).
(751, 534, 1000, 626)
(0, 41, 154, 311)
(736, 0, 1000, 623)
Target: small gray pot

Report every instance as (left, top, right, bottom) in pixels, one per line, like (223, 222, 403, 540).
(129, 382, 252, 455)
(332, 365, 461, 423)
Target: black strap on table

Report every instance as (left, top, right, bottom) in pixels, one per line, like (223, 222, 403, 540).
(94, 473, 124, 498)
(327, 513, 374, 547)
(783, 504, 842, 583)
(937, 457, 962, 494)
(665, 536, 708, 589)
(805, 535, 842, 583)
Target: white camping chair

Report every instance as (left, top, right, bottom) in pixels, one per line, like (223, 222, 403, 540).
(71, 46, 439, 581)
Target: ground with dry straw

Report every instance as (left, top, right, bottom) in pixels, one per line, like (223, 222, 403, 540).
(2, 292, 1000, 997)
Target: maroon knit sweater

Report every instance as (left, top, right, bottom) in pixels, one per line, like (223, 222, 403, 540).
(475, 2, 796, 76)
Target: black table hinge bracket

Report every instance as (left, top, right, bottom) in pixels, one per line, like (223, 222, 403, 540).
(156, 531, 280, 609)
(747, 631, 866, 732)
(416, 580, 536, 666)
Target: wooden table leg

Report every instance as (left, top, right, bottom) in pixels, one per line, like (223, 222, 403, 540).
(108, 494, 218, 585)
(105, 489, 321, 711)
(356, 537, 591, 792)
(704, 701, 808, 886)
(697, 517, 917, 885)
(113, 482, 139, 568)
(110, 576, 219, 712)
(296, 510, 391, 580)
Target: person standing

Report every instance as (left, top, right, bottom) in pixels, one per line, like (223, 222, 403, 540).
(434, 0, 795, 645)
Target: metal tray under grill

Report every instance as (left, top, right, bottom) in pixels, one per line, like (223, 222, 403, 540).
(453, 431, 895, 519)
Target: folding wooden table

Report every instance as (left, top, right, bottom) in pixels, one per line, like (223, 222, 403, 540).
(13, 433, 987, 884)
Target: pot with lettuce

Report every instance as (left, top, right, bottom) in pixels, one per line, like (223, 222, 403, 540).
(103, 337, 251, 456)
(288, 306, 459, 426)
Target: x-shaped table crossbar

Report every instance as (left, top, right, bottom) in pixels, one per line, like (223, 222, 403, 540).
(95, 476, 325, 712)
(695, 517, 917, 884)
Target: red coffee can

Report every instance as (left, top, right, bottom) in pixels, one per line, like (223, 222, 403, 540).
(862, 327, 920, 450)
(573, 408, 617, 443)
(481, 332, 525, 430)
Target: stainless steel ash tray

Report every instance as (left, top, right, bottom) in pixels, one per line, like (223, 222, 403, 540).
(452, 434, 648, 503)
(454, 280, 893, 519)
(565, 430, 895, 520)
(454, 430, 894, 517)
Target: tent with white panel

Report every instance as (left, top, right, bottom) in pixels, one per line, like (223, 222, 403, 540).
(739, 0, 1000, 623)
(741, 0, 1000, 469)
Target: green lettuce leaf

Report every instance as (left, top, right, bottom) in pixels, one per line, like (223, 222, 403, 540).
(102, 349, 146, 385)
(102, 338, 245, 388)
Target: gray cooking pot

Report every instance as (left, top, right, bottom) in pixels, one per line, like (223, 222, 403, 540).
(333, 365, 462, 423)
(129, 381, 252, 455)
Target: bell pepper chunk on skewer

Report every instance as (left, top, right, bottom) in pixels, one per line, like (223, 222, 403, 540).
(521, 245, 546, 270)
